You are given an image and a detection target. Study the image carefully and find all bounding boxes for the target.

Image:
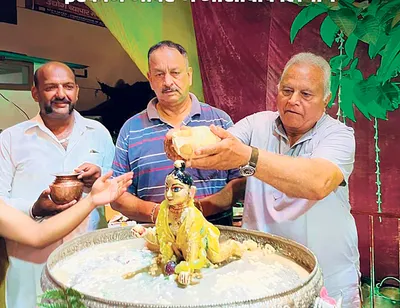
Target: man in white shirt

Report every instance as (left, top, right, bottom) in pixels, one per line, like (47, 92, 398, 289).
(166, 53, 361, 307)
(0, 61, 115, 307)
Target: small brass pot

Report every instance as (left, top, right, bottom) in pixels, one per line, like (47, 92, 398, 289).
(50, 173, 84, 205)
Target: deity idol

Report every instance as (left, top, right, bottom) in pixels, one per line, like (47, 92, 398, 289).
(130, 160, 257, 286)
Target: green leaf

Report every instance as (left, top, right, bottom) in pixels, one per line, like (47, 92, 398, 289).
(320, 16, 339, 47)
(49, 303, 68, 308)
(345, 33, 358, 59)
(330, 54, 351, 73)
(378, 82, 400, 111)
(350, 58, 359, 71)
(291, 0, 314, 6)
(368, 33, 390, 59)
(354, 15, 380, 45)
(38, 302, 68, 308)
(321, 0, 340, 8)
(392, 12, 400, 28)
(67, 296, 83, 303)
(354, 75, 381, 104)
(365, 0, 381, 17)
(352, 75, 399, 119)
(38, 303, 53, 308)
(338, 0, 356, 9)
(377, 52, 400, 81)
(367, 101, 388, 120)
(352, 79, 371, 120)
(40, 289, 67, 300)
(329, 74, 340, 108)
(378, 27, 400, 81)
(354, 98, 371, 120)
(291, 0, 339, 8)
(66, 288, 83, 298)
(350, 68, 363, 81)
(338, 0, 363, 15)
(339, 76, 356, 121)
(376, 0, 400, 31)
(376, 0, 400, 17)
(290, 5, 328, 43)
(328, 8, 358, 37)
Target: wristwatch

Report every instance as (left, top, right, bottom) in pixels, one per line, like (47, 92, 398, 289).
(239, 146, 259, 177)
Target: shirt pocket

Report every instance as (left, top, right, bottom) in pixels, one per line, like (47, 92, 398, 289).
(84, 149, 103, 167)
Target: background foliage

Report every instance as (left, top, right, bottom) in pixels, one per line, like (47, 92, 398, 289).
(291, 0, 400, 121)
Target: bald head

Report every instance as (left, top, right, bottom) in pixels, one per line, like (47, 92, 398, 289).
(31, 61, 79, 120)
(34, 62, 76, 88)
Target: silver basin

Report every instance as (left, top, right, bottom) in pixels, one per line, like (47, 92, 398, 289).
(41, 225, 323, 307)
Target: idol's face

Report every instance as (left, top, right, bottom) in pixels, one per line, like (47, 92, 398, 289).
(165, 175, 192, 206)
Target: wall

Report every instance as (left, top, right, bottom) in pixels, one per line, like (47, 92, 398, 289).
(0, 0, 146, 130)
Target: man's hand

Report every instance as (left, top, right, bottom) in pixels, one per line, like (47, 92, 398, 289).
(189, 125, 251, 170)
(75, 163, 101, 189)
(193, 199, 203, 213)
(32, 188, 77, 217)
(88, 171, 133, 206)
(164, 128, 185, 161)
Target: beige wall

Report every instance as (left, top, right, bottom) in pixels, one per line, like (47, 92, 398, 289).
(0, 0, 146, 130)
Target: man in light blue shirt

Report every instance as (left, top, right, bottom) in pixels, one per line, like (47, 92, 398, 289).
(167, 53, 361, 307)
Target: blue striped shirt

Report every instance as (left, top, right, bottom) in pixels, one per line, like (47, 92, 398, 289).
(113, 93, 240, 204)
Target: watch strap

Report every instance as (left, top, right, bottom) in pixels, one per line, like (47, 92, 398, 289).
(249, 146, 259, 168)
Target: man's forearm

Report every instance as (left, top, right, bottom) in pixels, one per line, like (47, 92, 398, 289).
(254, 149, 343, 200)
(200, 178, 246, 217)
(111, 192, 157, 222)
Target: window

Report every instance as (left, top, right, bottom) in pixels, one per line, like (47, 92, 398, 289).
(0, 59, 33, 91)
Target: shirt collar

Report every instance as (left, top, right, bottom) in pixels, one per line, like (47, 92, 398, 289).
(146, 92, 201, 122)
(23, 110, 95, 134)
(274, 112, 327, 144)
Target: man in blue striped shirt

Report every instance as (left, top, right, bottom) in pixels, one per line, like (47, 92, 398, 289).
(112, 40, 244, 225)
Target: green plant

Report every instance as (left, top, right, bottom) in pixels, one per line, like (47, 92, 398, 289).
(38, 288, 86, 308)
(290, 0, 400, 122)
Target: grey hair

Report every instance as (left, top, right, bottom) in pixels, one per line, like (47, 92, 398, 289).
(148, 40, 189, 68)
(278, 52, 331, 100)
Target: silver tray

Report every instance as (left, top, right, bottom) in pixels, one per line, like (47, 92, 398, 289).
(41, 226, 323, 307)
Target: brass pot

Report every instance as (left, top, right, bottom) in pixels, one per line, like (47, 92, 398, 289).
(50, 173, 84, 205)
(361, 277, 400, 308)
(374, 277, 400, 306)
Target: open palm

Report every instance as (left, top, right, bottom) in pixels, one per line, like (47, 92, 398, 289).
(90, 171, 133, 206)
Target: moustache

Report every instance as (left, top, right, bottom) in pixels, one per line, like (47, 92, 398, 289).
(51, 98, 71, 105)
(162, 88, 178, 94)
(44, 99, 74, 115)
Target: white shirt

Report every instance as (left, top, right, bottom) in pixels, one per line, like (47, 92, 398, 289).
(0, 110, 115, 308)
(229, 111, 360, 308)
